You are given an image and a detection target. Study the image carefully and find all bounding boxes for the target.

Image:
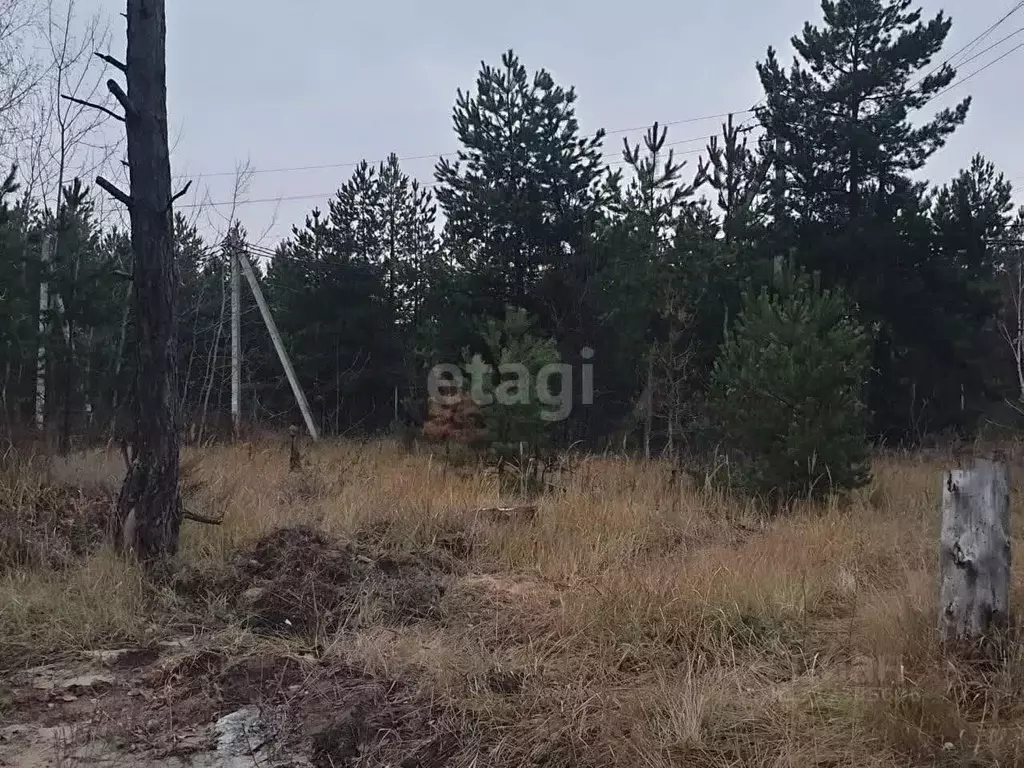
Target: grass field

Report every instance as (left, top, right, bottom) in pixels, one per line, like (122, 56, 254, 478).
(2, 439, 1024, 766)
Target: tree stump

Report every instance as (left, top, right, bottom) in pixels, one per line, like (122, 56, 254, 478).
(939, 458, 1011, 645)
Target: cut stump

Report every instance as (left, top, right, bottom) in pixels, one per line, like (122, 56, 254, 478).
(939, 458, 1011, 645)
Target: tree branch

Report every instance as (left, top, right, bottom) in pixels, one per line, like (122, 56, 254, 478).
(60, 93, 124, 122)
(96, 176, 133, 208)
(106, 79, 134, 117)
(167, 179, 192, 210)
(94, 52, 127, 73)
(113, 269, 133, 281)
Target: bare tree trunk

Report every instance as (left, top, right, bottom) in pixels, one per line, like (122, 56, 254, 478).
(97, 0, 182, 567)
(179, 280, 205, 410)
(198, 259, 225, 444)
(230, 244, 241, 438)
(939, 457, 1011, 645)
(107, 280, 131, 438)
(643, 351, 653, 461)
(83, 327, 94, 431)
(999, 253, 1024, 402)
(35, 235, 52, 433)
(1, 357, 9, 429)
(59, 316, 74, 455)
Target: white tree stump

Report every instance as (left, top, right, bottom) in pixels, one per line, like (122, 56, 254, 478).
(939, 458, 1011, 644)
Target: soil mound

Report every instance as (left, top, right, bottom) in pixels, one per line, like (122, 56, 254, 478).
(178, 525, 456, 636)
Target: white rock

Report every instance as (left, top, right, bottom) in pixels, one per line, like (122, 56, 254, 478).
(214, 707, 273, 757)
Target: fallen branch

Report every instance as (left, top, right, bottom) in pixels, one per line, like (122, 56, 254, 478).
(473, 504, 538, 523)
(183, 508, 223, 525)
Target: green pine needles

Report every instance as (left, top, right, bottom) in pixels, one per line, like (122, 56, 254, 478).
(710, 269, 872, 503)
(467, 307, 562, 465)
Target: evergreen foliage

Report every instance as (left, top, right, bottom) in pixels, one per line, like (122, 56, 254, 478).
(467, 307, 562, 465)
(711, 269, 872, 501)
(434, 49, 606, 333)
(1, 3, 1023, 502)
(755, 0, 996, 439)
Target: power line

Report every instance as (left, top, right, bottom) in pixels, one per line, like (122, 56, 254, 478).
(181, 31, 1018, 217)
(932, 41, 1024, 99)
(924, 0, 1024, 79)
(171, 7, 1022, 201)
(954, 1, 1024, 63)
(604, 109, 754, 136)
(176, 130, 763, 211)
(953, 25, 1024, 72)
(175, 109, 755, 181)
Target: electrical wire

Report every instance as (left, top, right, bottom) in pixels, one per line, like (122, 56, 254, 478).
(177, 10, 1024, 216)
(952, 25, 1024, 72)
(165, 4, 1023, 218)
(951, 0, 1024, 65)
(175, 128, 765, 211)
(915, 0, 1024, 84)
(932, 41, 1024, 99)
(175, 109, 755, 181)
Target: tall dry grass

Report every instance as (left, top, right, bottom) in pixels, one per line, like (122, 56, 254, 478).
(2, 438, 1024, 765)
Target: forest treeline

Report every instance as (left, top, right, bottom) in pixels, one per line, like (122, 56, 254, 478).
(2, 0, 1023, 459)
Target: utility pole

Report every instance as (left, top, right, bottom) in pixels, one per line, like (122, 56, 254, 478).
(643, 126, 659, 462)
(35, 235, 53, 432)
(235, 248, 319, 440)
(230, 242, 241, 439)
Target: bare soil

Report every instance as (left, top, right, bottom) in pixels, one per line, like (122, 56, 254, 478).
(174, 525, 461, 635)
(0, 638, 453, 766)
(0, 524, 468, 766)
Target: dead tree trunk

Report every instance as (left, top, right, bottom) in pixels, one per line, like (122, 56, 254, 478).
(939, 457, 1011, 645)
(96, 0, 187, 566)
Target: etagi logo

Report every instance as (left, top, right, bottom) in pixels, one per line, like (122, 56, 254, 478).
(427, 347, 594, 422)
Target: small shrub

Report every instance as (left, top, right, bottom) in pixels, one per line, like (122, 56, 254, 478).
(425, 307, 564, 485)
(422, 389, 489, 464)
(471, 306, 563, 466)
(710, 270, 871, 502)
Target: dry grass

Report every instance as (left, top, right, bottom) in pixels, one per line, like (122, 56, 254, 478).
(3, 438, 1024, 766)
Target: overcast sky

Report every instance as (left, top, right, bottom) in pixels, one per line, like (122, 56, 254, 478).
(82, 0, 1023, 245)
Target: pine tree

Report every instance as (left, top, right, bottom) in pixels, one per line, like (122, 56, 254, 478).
(711, 270, 871, 502)
(470, 306, 562, 466)
(757, 0, 969, 238)
(922, 156, 1015, 430)
(0, 165, 33, 430)
(38, 179, 124, 447)
(265, 201, 399, 434)
(376, 153, 439, 323)
(755, 0, 984, 439)
(434, 49, 605, 330)
(595, 123, 703, 455)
